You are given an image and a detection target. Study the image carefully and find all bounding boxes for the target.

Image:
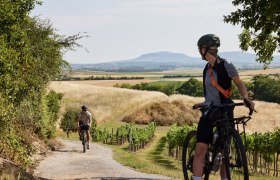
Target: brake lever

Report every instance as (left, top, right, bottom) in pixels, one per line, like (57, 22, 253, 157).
(249, 108, 257, 116)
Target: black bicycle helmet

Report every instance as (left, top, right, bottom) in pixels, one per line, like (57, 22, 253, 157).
(197, 34, 220, 48)
(81, 105, 87, 111)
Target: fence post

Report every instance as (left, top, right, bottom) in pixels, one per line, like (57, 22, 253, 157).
(111, 128, 114, 145)
(128, 129, 132, 152)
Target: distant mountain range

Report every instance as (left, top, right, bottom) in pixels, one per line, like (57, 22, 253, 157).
(71, 51, 280, 72)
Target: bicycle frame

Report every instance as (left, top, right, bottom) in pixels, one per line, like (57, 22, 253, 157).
(208, 103, 252, 179)
(183, 101, 253, 180)
(81, 128, 88, 153)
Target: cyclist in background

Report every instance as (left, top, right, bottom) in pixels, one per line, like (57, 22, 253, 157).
(77, 105, 92, 149)
(191, 34, 255, 180)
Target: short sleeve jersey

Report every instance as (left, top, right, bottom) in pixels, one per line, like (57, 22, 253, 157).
(204, 60, 238, 106)
(77, 111, 92, 126)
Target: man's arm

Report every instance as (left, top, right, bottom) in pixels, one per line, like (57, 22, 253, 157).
(76, 113, 80, 128)
(192, 102, 204, 109)
(88, 112, 92, 127)
(232, 75, 255, 109)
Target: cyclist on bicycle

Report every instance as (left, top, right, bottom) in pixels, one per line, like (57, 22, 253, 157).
(77, 105, 92, 149)
(191, 34, 255, 180)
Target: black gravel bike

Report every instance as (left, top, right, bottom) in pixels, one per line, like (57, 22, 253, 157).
(182, 101, 254, 180)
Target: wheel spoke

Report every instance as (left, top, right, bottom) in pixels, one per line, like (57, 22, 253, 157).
(224, 129, 249, 180)
(182, 131, 210, 180)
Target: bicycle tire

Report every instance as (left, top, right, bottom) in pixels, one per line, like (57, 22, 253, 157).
(82, 131, 87, 153)
(224, 128, 249, 180)
(182, 130, 210, 180)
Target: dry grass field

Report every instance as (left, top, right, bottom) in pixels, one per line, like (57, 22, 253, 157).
(239, 67, 280, 76)
(50, 81, 169, 123)
(66, 68, 280, 87)
(61, 79, 157, 87)
(50, 81, 280, 133)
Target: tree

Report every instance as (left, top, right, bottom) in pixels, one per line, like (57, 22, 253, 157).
(60, 108, 79, 138)
(224, 0, 280, 66)
(251, 74, 280, 103)
(0, 0, 87, 166)
(0, 0, 85, 130)
(177, 78, 203, 97)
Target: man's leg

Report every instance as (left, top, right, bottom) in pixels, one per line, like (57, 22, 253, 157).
(86, 130, 90, 149)
(192, 142, 208, 179)
(78, 127, 82, 140)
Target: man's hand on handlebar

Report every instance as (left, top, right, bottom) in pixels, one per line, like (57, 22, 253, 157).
(243, 97, 256, 115)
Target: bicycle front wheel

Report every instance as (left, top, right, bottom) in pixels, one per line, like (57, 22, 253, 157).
(182, 130, 210, 180)
(224, 128, 249, 180)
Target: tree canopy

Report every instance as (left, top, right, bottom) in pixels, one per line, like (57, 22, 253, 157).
(0, 0, 86, 166)
(224, 0, 280, 67)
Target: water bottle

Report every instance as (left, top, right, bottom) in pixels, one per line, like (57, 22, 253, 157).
(212, 152, 222, 172)
(208, 151, 212, 162)
(212, 131, 219, 145)
(209, 131, 218, 152)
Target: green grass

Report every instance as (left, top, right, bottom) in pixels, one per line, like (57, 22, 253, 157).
(109, 126, 184, 179)
(98, 119, 125, 129)
(56, 129, 79, 141)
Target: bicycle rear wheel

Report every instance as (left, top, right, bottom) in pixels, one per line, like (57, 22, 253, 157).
(182, 130, 210, 180)
(82, 131, 87, 153)
(224, 128, 249, 180)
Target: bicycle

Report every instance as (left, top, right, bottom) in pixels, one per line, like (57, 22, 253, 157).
(80, 125, 89, 153)
(182, 100, 254, 180)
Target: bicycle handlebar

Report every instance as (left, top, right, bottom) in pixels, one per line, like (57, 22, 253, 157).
(196, 101, 256, 116)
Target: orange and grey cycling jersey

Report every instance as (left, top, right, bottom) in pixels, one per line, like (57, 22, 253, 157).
(77, 111, 92, 126)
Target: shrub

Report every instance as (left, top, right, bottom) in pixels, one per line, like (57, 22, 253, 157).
(60, 107, 97, 138)
(177, 78, 203, 97)
(60, 107, 79, 138)
(251, 74, 280, 103)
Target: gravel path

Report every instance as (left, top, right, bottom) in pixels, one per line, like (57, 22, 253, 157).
(34, 139, 173, 180)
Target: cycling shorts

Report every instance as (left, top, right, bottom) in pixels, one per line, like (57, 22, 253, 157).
(196, 107, 224, 144)
(79, 122, 89, 131)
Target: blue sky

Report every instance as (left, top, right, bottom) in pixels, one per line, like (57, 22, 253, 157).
(31, 0, 243, 64)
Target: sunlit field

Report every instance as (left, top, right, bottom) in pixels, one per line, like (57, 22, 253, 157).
(50, 81, 280, 133)
(62, 79, 157, 87)
(239, 67, 280, 76)
(66, 67, 280, 86)
(50, 80, 280, 180)
(50, 81, 169, 124)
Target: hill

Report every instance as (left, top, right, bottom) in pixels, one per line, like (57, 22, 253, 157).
(71, 51, 280, 72)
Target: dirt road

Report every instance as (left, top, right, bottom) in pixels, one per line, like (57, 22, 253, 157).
(34, 139, 173, 180)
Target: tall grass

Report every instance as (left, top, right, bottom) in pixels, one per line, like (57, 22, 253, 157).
(50, 81, 280, 133)
(170, 94, 280, 133)
(50, 81, 168, 125)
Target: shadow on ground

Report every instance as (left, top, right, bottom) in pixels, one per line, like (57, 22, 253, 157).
(39, 178, 164, 180)
(149, 136, 178, 170)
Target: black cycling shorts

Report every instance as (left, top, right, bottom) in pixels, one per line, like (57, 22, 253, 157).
(79, 122, 89, 131)
(196, 108, 223, 144)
